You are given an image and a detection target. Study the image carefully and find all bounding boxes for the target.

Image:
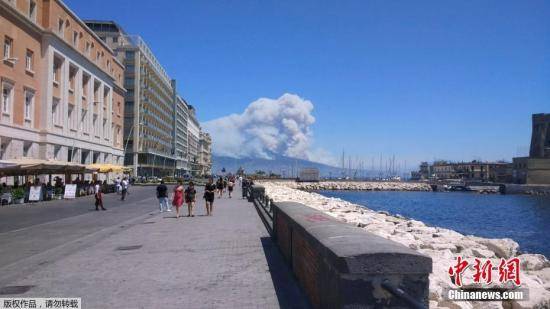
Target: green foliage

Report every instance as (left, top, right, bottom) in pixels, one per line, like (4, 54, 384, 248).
(12, 187, 25, 200)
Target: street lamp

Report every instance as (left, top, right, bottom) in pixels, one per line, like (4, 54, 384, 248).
(123, 122, 143, 175)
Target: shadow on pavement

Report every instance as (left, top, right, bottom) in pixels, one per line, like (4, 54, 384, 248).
(260, 237, 311, 309)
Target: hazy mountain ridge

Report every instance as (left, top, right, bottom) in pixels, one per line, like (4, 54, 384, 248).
(212, 154, 349, 177)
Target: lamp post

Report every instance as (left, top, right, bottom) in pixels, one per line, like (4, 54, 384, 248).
(123, 122, 143, 177)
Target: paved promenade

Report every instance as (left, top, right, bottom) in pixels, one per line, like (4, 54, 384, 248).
(0, 186, 308, 308)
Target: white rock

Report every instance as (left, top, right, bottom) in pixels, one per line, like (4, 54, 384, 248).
(467, 236, 519, 259)
(508, 275, 550, 308)
(528, 267, 550, 290)
(517, 254, 550, 271)
(471, 248, 496, 258)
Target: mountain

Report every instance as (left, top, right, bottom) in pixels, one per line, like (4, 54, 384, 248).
(212, 154, 347, 177)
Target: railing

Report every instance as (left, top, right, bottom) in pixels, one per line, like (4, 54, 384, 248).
(243, 182, 274, 234)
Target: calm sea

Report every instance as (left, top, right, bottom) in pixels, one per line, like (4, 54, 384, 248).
(318, 190, 550, 258)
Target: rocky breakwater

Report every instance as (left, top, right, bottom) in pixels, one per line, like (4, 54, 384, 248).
(259, 181, 550, 309)
(277, 180, 433, 192)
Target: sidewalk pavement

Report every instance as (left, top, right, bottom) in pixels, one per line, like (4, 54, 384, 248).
(0, 187, 309, 309)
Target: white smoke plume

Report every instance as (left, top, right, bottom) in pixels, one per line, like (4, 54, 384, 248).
(202, 93, 335, 165)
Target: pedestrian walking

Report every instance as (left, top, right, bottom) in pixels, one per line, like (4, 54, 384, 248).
(185, 181, 197, 217)
(95, 181, 106, 211)
(223, 178, 228, 193)
(121, 177, 128, 201)
(216, 177, 224, 198)
(156, 180, 170, 213)
(115, 177, 121, 194)
(204, 177, 216, 216)
(227, 179, 234, 198)
(172, 181, 184, 219)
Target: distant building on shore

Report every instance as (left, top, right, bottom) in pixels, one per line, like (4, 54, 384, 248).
(513, 113, 550, 184)
(412, 160, 512, 182)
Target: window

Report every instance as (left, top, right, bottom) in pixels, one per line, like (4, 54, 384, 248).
(80, 109, 87, 132)
(24, 90, 34, 121)
(23, 141, 32, 157)
(54, 145, 61, 160)
(112, 36, 118, 43)
(2, 82, 13, 115)
(85, 42, 91, 55)
(0, 138, 10, 159)
(93, 114, 99, 136)
(3, 36, 13, 59)
(58, 19, 64, 35)
(52, 98, 62, 126)
(53, 57, 62, 84)
(103, 118, 108, 138)
(82, 74, 90, 98)
(96, 51, 100, 62)
(114, 125, 120, 144)
(29, 0, 37, 21)
(69, 66, 77, 91)
(72, 31, 78, 47)
(25, 49, 33, 71)
(68, 104, 76, 130)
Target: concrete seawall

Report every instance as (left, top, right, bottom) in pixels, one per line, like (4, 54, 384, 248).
(504, 184, 550, 196)
(272, 200, 432, 308)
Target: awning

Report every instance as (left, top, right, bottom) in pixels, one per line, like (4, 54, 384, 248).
(0, 159, 98, 176)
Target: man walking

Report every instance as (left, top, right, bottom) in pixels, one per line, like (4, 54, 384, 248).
(157, 180, 170, 213)
(121, 177, 128, 201)
(94, 180, 106, 211)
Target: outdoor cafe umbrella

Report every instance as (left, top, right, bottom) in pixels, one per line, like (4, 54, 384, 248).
(86, 163, 126, 173)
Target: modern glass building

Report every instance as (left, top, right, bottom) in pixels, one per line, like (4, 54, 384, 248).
(86, 21, 179, 177)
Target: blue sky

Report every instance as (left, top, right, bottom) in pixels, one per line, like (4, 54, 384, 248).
(67, 0, 550, 167)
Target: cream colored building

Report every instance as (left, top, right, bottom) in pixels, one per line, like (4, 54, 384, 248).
(0, 0, 125, 176)
(199, 131, 212, 176)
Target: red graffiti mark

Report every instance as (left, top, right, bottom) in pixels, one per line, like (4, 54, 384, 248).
(305, 214, 330, 222)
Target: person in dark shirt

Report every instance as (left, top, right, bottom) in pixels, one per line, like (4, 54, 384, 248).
(184, 181, 197, 217)
(216, 177, 224, 198)
(156, 180, 170, 213)
(204, 178, 216, 216)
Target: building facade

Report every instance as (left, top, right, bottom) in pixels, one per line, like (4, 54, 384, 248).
(174, 95, 189, 177)
(199, 131, 212, 176)
(187, 105, 200, 176)
(85, 21, 178, 177)
(529, 113, 550, 158)
(513, 113, 550, 184)
(1, 0, 124, 171)
(422, 161, 512, 182)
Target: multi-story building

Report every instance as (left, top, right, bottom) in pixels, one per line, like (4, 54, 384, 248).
(85, 21, 178, 177)
(513, 113, 550, 184)
(174, 95, 189, 177)
(199, 131, 212, 176)
(426, 160, 512, 182)
(187, 105, 200, 176)
(1, 0, 125, 173)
